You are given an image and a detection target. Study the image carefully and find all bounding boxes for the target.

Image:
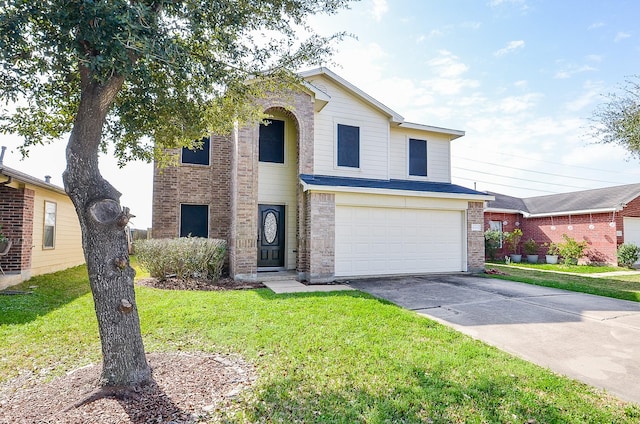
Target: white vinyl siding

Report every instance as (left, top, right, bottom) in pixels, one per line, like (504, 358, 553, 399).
(258, 111, 298, 270)
(389, 128, 451, 182)
(623, 217, 640, 264)
(309, 76, 390, 179)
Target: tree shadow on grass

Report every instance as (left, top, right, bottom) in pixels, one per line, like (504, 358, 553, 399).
(0, 265, 91, 325)
(238, 364, 627, 423)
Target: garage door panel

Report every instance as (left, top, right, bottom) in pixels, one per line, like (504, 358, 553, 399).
(335, 206, 464, 276)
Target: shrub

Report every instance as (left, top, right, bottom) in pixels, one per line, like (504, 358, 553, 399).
(503, 228, 523, 254)
(134, 237, 226, 281)
(523, 239, 538, 255)
(617, 243, 640, 268)
(484, 229, 502, 260)
(556, 234, 587, 265)
(544, 242, 559, 256)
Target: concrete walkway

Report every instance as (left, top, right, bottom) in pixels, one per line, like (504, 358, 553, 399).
(348, 274, 640, 405)
(262, 279, 355, 294)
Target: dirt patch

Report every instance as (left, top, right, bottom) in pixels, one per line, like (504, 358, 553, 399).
(136, 276, 264, 291)
(0, 352, 256, 423)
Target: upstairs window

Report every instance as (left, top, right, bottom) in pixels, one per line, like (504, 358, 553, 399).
(259, 119, 285, 163)
(181, 137, 210, 165)
(337, 124, 360, 168)
(409, 138, 427, 177)
(43, 201, 56, 249)
(180, 204, 209, 238)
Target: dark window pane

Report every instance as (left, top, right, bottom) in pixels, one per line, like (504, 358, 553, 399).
(409, 138, 427, 176)
(182, 137, 210, 165)
(180, 204, 209, 238)
(259, 120, 285, 163)
(337, 124, 360, 168)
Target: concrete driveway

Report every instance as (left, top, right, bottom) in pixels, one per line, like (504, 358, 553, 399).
(347, 274, 640, 405)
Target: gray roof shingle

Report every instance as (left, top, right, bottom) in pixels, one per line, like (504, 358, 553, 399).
(487, 183, 640, 215)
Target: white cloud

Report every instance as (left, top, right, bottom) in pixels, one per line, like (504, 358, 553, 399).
(494, 40, 525, 56)
(615, 31, 631, 42)
(496, 93, 543, 114)
(586, 54, 603, 63)
(564, 81, 604, 112)
(370, 0, 388, 22)
(554, 64, 596, 79)
(489, 0, 528, 8)
(514, 80, 528, 88)
(588, 22, 605, 30)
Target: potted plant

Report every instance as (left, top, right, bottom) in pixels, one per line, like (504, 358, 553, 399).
(544, 242, 559, 264)
(523, 238, 539, 263)
(503, 228, 523, 263)
(484, 229, 502, 260)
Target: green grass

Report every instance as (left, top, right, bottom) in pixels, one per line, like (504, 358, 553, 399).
(2, 266, 640, 422)
(488, 261, 623, 273)
(486, 264, 640, 302)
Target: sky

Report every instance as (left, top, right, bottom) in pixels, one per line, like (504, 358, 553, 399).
(1, 0, 640, 229)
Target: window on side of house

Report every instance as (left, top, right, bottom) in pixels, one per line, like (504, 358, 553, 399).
(337, 123, 360, 168)
(489, 220, 503, 248)
(180, 204, 209, 238)
(259, 119, 285, 163)
(181, 137, 210, 165)
(408, 138, 428, 177)
(43, 201, 57, 249)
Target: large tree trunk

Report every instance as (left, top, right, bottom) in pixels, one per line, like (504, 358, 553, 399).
(63, 69, 151, 387)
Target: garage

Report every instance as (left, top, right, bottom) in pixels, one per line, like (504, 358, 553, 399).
(335, 205, 465, 276)
(623, 217, 640, 264)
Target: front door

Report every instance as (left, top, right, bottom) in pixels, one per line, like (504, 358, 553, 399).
(258, 204, 285, 269)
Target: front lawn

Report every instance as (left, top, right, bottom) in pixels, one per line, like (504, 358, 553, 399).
(2, 266, 639, 422)
(486, 264, 640, 302)
(490, 261, 623, 274)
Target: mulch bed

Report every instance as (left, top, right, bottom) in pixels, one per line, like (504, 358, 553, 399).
(0, 277, 264, 423)
(136, 276, 265, 291)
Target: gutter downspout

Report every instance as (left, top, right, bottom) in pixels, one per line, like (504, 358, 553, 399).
(0, 145, 12, 186)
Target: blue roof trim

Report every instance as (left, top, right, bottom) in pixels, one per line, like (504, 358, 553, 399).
(300, 174, 487, 196)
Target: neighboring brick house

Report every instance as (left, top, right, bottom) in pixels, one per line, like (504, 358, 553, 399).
(152, 68, 493, 282)
(0, 151, 84, 289)
(485, 184, 640, 264)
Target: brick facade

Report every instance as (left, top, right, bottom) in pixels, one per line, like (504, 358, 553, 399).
(485, 211, 618, 264)
(466, 201, 485, 272)
(0, 185, 34, 274)
(305, 192, 335, 283)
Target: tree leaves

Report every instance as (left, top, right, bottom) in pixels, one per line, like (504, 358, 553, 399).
(0, 0, 352, 161)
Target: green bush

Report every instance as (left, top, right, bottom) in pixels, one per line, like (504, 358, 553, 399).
(617, 243, 640, 268)
(484, 229, 502, 260)
(556, 234, 588, 265)
(134, 237, 226, 281)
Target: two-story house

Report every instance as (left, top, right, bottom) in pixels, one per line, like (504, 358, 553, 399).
(152, 68, 492, 282)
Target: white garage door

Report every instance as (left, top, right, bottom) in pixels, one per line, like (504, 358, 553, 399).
(335, 206, 465, 277)
(624, 218, 640, 264)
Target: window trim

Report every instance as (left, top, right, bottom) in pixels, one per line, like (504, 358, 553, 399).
(181, 136, 211, 166)
(407, 137, 428, 179)
(335, 122, 361, 170)
(179, 203, 210, 238)
(43, 200, 57, 249)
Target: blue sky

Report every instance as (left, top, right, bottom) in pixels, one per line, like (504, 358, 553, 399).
(1, 0, 640, 228)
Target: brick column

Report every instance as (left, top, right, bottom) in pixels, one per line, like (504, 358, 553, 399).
(467, 201, 485, 272)
(230, 125, 259, 279)
(0, 185, 32, 274)
(306, 192, 335, 283)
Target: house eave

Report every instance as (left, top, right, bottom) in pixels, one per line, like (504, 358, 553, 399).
(0, 166, 66, 195)
(396, 121, 465, 140)
(523, 207, 622, 218)
(301, 181, 494, 201)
